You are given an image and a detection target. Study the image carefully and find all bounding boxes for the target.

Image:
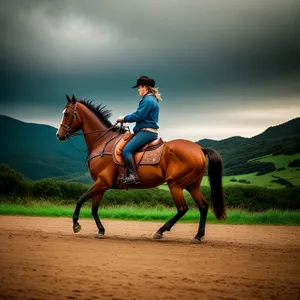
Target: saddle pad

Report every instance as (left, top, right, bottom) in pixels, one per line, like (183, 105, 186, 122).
(139, 142, 166, 165)
(113, 132, 166, 166)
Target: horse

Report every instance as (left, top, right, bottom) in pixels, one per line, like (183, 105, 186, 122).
(56, 94, 226, 243)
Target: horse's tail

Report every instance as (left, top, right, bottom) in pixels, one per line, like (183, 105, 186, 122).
(202, 148, 226, 220)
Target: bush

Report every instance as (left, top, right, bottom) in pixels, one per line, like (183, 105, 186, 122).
(238, 179, 251, 184)
(223, 185, 300, 211)
(32, 179, 62, 198)
(0, 164, 24, 195)
(102, 188, 197, 208)
(230, 178, 237, 182)
(270, 178, 294, 188)
(288, 159, 300, 167)
(277, 167, 285, 171)
(57, 181, 89, 199)
(256, 162, 276, 176)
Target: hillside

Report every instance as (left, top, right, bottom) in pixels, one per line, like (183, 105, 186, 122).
(0, 115, 89, 181)
(196, 117, 300, 176)
(253, 117, 300, 140)
(1, 115, 299, 183)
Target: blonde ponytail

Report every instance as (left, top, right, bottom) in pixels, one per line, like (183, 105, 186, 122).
(147, 86, 162, 102)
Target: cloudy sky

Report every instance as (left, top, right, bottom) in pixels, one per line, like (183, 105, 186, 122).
(1, 0, 300, 141)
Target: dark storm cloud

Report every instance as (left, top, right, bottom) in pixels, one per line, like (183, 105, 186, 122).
(1, 0, 300, 140)
(2, 0, 300, 77)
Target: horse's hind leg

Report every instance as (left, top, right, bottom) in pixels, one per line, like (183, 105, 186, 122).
(153, 186, 188, 240)
(186, 182, 209, 243)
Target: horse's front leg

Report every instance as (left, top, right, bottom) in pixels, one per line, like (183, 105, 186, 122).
(92, 193, 106, 238)
(72, 178, 103, 233)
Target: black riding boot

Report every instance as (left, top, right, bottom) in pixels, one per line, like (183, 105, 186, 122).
(124, 156, 140, 184)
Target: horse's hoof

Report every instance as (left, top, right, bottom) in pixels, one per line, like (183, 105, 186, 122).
(191, 238, 200, 244)
(153, 232, 163, 240)
(95, 232, 105, 239)
(73, 224, 81, 233)
(192, 236, 204, 244)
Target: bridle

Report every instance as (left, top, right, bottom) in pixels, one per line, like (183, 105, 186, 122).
(59, 102, 79, 139)
(59, 102, 122, 140)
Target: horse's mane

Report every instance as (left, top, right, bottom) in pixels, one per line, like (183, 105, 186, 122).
(78, 98, 126, 133)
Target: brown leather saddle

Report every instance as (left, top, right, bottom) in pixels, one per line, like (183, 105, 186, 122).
(113, 132, 166, 166)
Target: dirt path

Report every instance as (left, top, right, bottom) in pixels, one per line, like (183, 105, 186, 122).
(0, 216, 299, 300)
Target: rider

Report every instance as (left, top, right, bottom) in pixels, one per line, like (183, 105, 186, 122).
(117, 76, 162, 184)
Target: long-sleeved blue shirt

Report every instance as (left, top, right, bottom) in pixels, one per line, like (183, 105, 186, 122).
(124, 93, 160, 133)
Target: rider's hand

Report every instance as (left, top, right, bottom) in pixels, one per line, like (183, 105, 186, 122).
(117, 116, 125, 123)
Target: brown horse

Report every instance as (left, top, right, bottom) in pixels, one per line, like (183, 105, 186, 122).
(56, 95, 226, 243)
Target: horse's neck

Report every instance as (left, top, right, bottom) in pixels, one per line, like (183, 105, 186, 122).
(78, 104, 112, 153)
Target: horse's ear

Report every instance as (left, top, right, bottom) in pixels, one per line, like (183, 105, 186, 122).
(72, 94, 76, 104)
(66, 94, 71, 102)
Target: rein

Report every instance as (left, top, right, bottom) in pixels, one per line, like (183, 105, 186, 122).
(71, 121, 121, 139)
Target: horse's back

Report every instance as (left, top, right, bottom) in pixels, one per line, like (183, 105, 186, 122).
(161, 138, 206, 168)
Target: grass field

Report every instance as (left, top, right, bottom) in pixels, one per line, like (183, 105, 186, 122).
(0, 202, 299, 226)
(175, 153, 300, 189)
(249, 153, 300, 167)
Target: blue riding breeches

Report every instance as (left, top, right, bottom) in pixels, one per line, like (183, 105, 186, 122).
(122, 130, 158, 160)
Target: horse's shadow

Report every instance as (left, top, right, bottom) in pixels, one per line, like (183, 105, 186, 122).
(74, 232, 209, 246)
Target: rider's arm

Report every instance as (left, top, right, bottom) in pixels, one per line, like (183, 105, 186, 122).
(124, 99, 152, 123)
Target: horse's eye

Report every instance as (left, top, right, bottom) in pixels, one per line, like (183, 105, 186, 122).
(64, 112, 70, 117)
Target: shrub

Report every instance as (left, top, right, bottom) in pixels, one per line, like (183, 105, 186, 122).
(270, 178, 294, 188)
(238, 179, 251, 184)
(57, 181, 89, 199)
(277, 167, 285, 171)
(0, 164, 24, 195)
(223, 185, 300, 211)
(288, 159, 300, 167)
(32, 179, 62, 198)
(256, 162, 276, 176)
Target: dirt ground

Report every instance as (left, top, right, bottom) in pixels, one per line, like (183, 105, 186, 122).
(0, 216, 299, 300)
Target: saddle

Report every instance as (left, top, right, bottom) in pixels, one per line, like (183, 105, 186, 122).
(87, 131, 166, 189)
(113, 132, 166, 166)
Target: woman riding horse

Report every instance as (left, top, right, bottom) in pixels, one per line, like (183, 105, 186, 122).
(117, 76, 162, 185)
(56, 91, 225, 242)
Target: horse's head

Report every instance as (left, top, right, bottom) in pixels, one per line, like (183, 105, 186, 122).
(56, 95, 82, 141)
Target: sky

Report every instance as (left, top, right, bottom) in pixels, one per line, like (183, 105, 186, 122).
(1, 0, 300, 141)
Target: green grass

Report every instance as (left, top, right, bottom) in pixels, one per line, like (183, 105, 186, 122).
(0, 203, 299, 225)
(249, 153, 300, 168)
(160, 172, 299, 190)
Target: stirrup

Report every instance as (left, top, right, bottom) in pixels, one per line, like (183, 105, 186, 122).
(123, 174, 140, 184)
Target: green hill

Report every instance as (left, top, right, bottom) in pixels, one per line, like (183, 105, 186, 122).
(0, 115, 90, 182)
(254, 117, 300, 140)
(196, 117, 300, 176)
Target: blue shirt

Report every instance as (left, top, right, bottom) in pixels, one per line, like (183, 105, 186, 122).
(124, 93, 160, 133)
